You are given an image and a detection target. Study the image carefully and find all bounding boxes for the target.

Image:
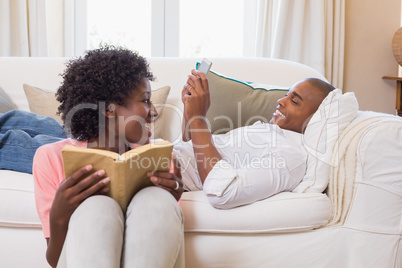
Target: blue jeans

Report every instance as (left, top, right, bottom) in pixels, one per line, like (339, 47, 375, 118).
(0, 110, 66, 174)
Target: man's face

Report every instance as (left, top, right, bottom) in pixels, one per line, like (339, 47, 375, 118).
(270, 80, 325, 133)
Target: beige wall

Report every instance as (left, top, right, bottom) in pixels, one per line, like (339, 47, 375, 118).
(344, 0, 401, 114)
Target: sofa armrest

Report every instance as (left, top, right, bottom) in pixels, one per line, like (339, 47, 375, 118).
(328, 111, 402, 233)
(345, 114, 402, 233)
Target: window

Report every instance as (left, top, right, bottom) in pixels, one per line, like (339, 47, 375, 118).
(87, 0, 152, 56)
(179, 0, 244, 57)
(75, 0, 258, 57)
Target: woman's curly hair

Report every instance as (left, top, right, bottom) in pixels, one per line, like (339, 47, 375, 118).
(56, 45, 154, 141)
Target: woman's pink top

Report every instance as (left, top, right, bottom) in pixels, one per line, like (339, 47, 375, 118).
(33, 139, 88, 238)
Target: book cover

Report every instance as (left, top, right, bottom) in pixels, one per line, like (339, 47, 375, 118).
(62, 140, 173, 211)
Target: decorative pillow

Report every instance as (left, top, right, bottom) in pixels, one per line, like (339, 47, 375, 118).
(204, 69, 289, 134)
(23, 84, 171, 139)
(0, 86, 17, 113)
(293, 89, 359, 193)
(23, 84, 62, 123)
(148, 86, 170, 139)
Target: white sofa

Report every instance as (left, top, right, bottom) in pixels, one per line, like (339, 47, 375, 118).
(0, 57, 401, 268)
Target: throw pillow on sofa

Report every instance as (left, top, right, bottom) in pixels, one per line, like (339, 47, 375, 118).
(147, 85, 171, 139)
(23, 84, 62, 123)
(23, 84, 171, 139)
(204, 68, 289, 134)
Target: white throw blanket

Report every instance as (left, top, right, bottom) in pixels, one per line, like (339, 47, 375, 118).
(327, 112, 401, 226)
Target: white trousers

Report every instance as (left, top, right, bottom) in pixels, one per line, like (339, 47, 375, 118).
(57, 186, 184, 268)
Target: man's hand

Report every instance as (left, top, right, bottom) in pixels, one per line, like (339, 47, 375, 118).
(182, 70, 210, 120)
(181, 69, 210, 141)
(180, 70, 222, 184)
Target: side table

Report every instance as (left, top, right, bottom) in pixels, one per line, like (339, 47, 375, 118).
(382, 76, 402, 116)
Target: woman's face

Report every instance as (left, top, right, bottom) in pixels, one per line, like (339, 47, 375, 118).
(113, 78, 157, 145)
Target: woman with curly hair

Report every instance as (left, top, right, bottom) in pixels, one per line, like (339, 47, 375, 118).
(32, 46, 184, 268)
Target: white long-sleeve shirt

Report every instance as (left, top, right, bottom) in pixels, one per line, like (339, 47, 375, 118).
(174, 122, 307, 209)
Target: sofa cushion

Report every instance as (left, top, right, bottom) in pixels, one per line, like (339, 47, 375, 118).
(0, 170, 41, 228)
(204, 69, 288, 134)
(180, 191, 331, 233)
(0, 86, 16, 113)
(22, 84, 171, 139)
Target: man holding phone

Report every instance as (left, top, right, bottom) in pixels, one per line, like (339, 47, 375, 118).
(176, 62, 335, 209)
(181, 58, 211, 143)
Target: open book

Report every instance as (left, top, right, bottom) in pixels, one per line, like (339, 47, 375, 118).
(62, 140, 173, 212)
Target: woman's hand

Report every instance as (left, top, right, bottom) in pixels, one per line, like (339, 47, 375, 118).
(50, 165, 110, 229)
(147, 156, 184, 201)
(46, 164, 110, 268)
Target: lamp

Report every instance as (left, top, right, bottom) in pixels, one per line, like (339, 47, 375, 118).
(392, 27, 402, 66)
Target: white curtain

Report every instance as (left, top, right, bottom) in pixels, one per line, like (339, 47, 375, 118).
(0, 0, 64, 57)
(256, 0, 345, 88)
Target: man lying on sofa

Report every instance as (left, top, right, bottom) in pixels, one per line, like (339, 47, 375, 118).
(173, 71, 349, 209)
(0, 72, 357, 209)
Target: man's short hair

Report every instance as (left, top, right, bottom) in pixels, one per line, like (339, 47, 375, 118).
(305, 78, 335, 99)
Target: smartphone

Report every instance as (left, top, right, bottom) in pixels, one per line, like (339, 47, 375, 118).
(198, 58, 212, 74)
